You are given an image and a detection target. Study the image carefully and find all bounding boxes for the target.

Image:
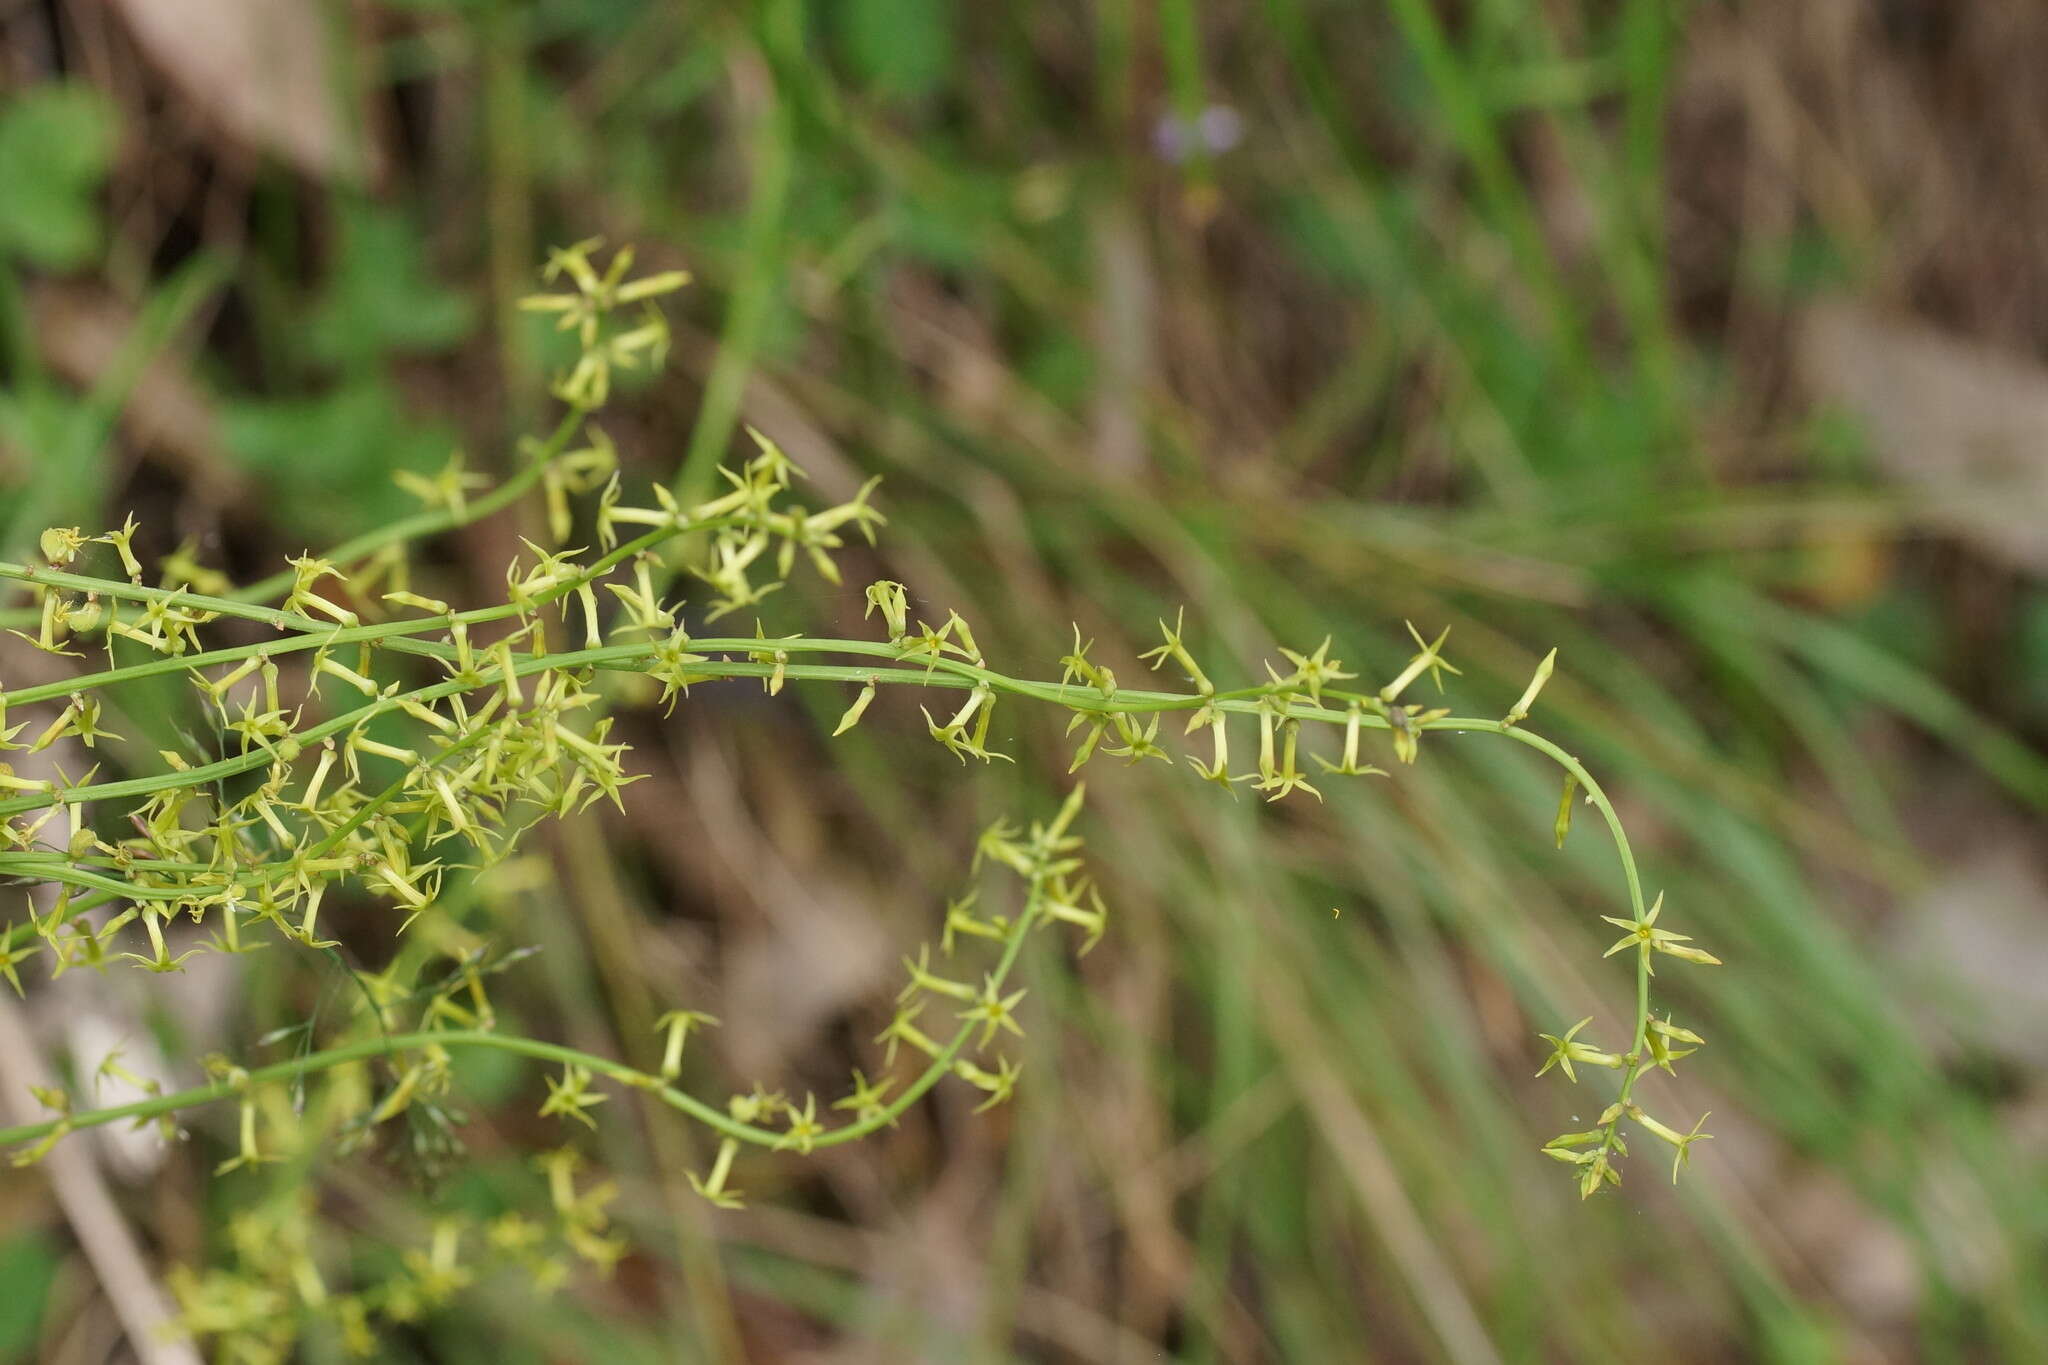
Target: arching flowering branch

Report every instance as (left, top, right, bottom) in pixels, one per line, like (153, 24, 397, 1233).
(0, 243, 1718, 1353)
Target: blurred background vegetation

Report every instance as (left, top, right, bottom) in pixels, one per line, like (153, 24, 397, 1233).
(3, 1, 2048, 1361)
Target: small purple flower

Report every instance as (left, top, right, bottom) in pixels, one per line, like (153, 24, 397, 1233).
(1153, 104, 1245, 163)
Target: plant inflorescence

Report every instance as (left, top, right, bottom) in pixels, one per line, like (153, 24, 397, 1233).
(0, 243, 1719, 1355)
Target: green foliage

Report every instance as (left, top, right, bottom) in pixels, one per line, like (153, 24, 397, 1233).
(223, 380, 461, 539)
(304, 202, 475, 369)
(0, 84, 116, 270)
(219, 199, 475, 539)
(0, 1230, 57, 1361)
(837, 0, 954, 100)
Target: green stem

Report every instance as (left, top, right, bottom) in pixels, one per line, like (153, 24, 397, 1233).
(0, 879, 1046, 1159)
(1471, 720, 1657, 1165)
(0, 661, 1476, 820)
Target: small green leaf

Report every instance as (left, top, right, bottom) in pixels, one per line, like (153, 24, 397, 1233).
(1555, 771, 1578, 848)
(0, 84, 118, 269)
(840, 0, 952, 99)
(0, 1230, 58, 1359)
(221, 379, 453, 538)
(303, 201, 474, 367)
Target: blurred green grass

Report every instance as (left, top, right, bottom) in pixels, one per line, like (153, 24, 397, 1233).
(1, 1, 2046, 1361)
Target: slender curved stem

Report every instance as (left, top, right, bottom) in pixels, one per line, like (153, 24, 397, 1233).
(1474, 720, 1655, 1163)
(0, 880, 1043, 1157)
(3, 518, 1663, 1175)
